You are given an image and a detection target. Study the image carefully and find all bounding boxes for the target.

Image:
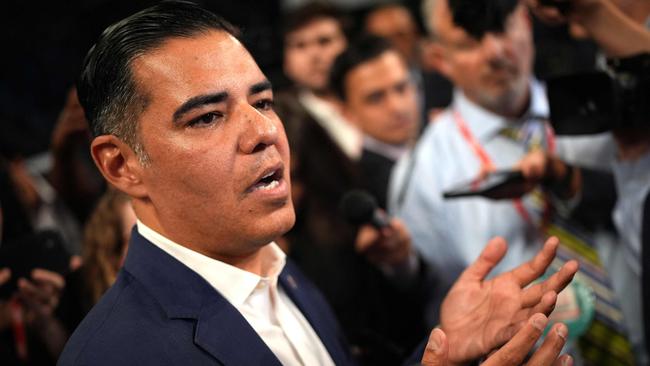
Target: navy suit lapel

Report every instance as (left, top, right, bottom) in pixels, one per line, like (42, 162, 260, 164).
(193, 290, 282, 366)
(123, 230, 282, 366)
(279, 261, 354, 366)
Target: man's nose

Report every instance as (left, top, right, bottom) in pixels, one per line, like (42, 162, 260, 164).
(238, 105, 279, 154)
(482, 33, 509, 61)
(387, 89, 407, 114)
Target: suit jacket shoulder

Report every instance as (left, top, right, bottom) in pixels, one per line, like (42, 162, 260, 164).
(58, 231, 354, 366)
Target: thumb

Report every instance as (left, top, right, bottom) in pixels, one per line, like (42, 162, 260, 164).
(421, 328, 448, 366)
(355, 225, 381, 253)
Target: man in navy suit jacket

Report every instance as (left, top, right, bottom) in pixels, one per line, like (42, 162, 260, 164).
(58, 1, 577, 365)
(59, 228, 354, 365)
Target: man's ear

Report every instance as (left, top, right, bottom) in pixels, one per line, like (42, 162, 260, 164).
(90, 135, 148, 199)
(422, 41, 452, 79)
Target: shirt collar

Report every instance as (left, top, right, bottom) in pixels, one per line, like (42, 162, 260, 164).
(363, 135, 409, 162)
(452, 79, 549, 142)
(612, 150, 650, 190)
(136, 220, 286, 306)
(298, 90, 363, 160)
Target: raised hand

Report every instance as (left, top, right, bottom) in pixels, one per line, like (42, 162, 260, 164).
(439, 236, 578, 364)
(355, 218, 413, 267)
(421, 314, 573, 366)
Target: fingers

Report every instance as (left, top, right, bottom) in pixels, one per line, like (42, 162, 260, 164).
(519, 150, 547, 181)
(0, 268, 11, 285)
(421, 328, 448, 366)
(16, 269, 66, 312)
(357, 219, 413, 266)
(17, 278, 51, 303)
(511, 237, 559, 287)
(388, 219, 410, 245)
(525, 323, 570, 366)
(460, 237, 508, 281)
(31, 269, 65, 291)
(521, 260, 578, 308)
(69, 256, 83, 271)
(553, 355, 573, 366)
(355, 225, 381, 253)
(482, 313, 548, 366)
(525, 0, 569, 25)
(527, 291, 558, 316)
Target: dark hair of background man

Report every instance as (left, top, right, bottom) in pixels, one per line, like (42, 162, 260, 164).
(329, 34, 394, 101)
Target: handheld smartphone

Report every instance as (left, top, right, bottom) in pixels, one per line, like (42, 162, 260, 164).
(442, 170, 527, 199)
(0, 230, 70, 299)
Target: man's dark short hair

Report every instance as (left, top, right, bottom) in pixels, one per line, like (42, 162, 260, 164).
(77, 0, 238, 161)
(282, 2, 349, 41)
(449, 0, 518, 40)
(329, 34, 395, 101)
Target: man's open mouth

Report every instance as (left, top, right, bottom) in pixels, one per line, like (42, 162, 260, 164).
(250, 166, 283, 192)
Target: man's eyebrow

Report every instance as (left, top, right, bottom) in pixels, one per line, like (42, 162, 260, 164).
(250, 81, 273, 95)
(173, 92, 228, 122)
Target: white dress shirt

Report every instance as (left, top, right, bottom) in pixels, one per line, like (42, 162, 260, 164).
(363, 135, 410, 162)
(388, 80, 595, 323)
(389, 82, 550, 303)
(137, 221, 335, 366)
(299, 90, 363, 161)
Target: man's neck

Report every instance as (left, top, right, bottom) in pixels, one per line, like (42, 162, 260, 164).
(498, 91, 530, 120)
(468, 87, 531, 120)
(614, 129, 650, 161)
(616, 139, 650, 161)
(134, 207, 268, 276)
(309, 88, 340, 106)
(363, 135, 410, 162)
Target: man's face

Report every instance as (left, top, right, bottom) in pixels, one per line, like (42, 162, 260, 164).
(283, 17, 347, 92)
(344, 50, 418, 145)
(130, 31, 294, 259)
(431, 1, 533, 114)
(365, 6, 419, 64)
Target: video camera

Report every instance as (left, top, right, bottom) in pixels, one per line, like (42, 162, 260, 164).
(546, 53, 650, 135)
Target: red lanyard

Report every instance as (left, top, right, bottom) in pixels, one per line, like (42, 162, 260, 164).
(10, 298, 28, 361)
(453, 110, 555, 226)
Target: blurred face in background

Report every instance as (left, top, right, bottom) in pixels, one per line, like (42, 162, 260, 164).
(343, 50, 418, 146)
(365, 5, 420, 65)
(283, 17, 347, 93)
(428, 0, 534, 116)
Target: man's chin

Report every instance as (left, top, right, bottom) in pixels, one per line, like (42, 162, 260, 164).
(262, 204, 296, 240)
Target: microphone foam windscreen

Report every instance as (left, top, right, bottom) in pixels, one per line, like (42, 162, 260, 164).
(339, 190, 378, 225)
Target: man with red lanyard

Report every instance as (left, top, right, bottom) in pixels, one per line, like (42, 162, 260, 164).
(388, 0, 591, 328)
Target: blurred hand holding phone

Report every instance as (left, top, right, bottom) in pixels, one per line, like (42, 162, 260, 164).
(0, 230, 70, 300)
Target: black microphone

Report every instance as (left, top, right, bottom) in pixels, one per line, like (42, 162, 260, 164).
(339, 190, 391, 228)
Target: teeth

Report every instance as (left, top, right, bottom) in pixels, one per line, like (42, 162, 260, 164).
(255, 179, 279, 191)
(262, 170, 275, 179)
